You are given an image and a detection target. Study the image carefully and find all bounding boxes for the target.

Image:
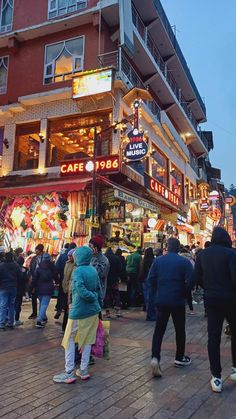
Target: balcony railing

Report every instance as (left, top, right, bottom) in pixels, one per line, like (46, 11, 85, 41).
(197, 130, 209, 150)
(131, 5, 199, 132)
(189, 154, 199, 176)
(98, 50, 161, 122)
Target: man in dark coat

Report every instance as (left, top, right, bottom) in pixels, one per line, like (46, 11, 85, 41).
(28, 244, 44, 319)
(194, 227, 236, 393)
(147, 238, 194, 377)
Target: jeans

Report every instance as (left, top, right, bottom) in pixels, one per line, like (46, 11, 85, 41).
(152, 306, 186, 361)
(207, 304, 236, 378)
(37, 295, 51, 322)
(65, 320, 91, 373)
(15, 294, 23, 321)
(127, 273, 138, 306)
(0, 288, 17, 327)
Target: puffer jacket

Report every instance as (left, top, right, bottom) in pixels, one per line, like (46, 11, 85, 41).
(69, 246, 102, 320)
(0, 261, 22, 290)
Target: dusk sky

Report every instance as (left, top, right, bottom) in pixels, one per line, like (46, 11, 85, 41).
(161, 0, 236, 188)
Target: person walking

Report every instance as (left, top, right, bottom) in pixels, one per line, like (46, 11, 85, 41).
(0, 252, 22, 330)
(89, 235, 109, 302)
(53, 246, 102, 384)
(194, 227, 236, 393)
(148, 238, 194, 377)
(104, 247, 122, 317)
(139, 247, 155, 319)
(28, 244, 44, 319)
(126, 247, 142, 307)
(31, 253, 57, 328)
(115, 248, 128, 309)
(15, 256, 29, 326)
(179, 246, 195, 315)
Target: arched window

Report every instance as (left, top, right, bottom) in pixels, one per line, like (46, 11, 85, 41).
(0, 0, 13, 33)
(0, 56, 8, 94)
(44, 36, 84, 84)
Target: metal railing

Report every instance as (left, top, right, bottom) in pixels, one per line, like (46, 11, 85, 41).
(197, 130, 209, 150)
(98, 49, 161, 122)
(131, 5, 199, 132)
(189, 153, 199, 176)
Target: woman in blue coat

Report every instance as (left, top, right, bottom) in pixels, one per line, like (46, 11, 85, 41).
(53, 246, 102, 384)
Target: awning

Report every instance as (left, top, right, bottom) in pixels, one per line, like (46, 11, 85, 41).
(0, 178, 91, 197)
(177, 224, 194, 234)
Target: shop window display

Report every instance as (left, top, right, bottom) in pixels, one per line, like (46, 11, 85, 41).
(46, 112, 112, 167)
(151, 148, 168, 186)
(170, 164, 184, 201)
(13, 122, 41, 171)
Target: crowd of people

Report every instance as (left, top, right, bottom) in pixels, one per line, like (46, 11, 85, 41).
(0, 227, 235, 393)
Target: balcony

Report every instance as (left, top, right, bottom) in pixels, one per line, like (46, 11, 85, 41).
(98, 49, 161, 122)
(131, 5, 199, 132)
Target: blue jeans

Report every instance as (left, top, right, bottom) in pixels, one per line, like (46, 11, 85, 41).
(37, 295, 51, 322)
(0, 288, 17, 327)
(142, 282, 156, 321)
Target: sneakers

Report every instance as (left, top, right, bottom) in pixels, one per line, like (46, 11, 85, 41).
(53, 371, 76, 384)
(28, 313, 37, 319)
(76, 368, 90, 380)
(14, 320, 24, 326)
(210, 376, 222, 393)
(35, 321, 45, 328)
(187, 311, 195, 315)
(150, 357, 162, 377)
(54, 312, 61, 320)
(6, 324, 14, 330)
(174, 356, 192, 368)
(230, 367, 236, 381)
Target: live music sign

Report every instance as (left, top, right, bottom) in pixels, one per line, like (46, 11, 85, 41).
(144, 174, 179, 207)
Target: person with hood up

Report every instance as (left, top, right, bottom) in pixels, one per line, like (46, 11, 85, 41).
(89, 235, 109, 301)
(194, 227, 236, 393)
(32, 253, 57, 328)
(148, 238, 194, 377)
(53, 246, 102, 384)
(0, 252, 22, 330)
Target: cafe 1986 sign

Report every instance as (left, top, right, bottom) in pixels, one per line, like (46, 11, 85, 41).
(124, 100, 148, 161)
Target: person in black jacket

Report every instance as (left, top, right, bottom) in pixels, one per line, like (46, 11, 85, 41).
(15, 256, 29, 326)
(194, 227, 236, 393)
(32, 253, 57, 328)
(0, 252, 22, 330)
(28, 243, 44, 319)
(139, 247, 154, 318)
(104, 247, 122, 317)
(148, 238, 194, 377)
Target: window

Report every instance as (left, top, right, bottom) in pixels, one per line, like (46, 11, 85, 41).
(44, 36, 84, 84)
(48, 0, 87, 19)
(170, 164, 184, 201)
(151, 147, 168, 185)
(0, 56, 8, 94)
(14, 123, 40, 171)
(46, 112, 112, 167)
(0, 0, 13, 33)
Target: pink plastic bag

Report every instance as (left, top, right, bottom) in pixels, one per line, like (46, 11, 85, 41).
(91, 320, 105, 358)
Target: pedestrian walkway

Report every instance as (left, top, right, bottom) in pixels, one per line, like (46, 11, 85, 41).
(0, 301, 235, 418)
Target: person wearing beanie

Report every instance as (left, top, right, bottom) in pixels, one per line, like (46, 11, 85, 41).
(148, 238, 194, 378)
(53, 246, 102, 384)
(31, 253, 57, 328)
(89, 235, 110, 300)
(194, 226, 236, 393)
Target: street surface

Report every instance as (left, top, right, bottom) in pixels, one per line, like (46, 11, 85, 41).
(0, 301, 235, 419)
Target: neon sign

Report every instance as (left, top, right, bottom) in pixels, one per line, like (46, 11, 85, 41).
(124, 100, 148, 161)
(144, 174, 179, 207)
(60, 155, 119, 176)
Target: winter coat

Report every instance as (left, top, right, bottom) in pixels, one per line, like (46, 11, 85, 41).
(179, 251, 195, 267)
(194, 228, 236, 306)
(0, 262, 22, 290)
(32, 261, 57, 296)
(62, 260, 75, 294)
(17, 266, 29, 296)
(90, 252, 110, 298)
(147, 252, 194, 307)
(55, 250, 69, 283)
(69, 246, 102, 320)
(139, 256, 154, 282)
(126, 251, 142, 275)
(105, 249, 122, 286)
(29, 254, 43, 276)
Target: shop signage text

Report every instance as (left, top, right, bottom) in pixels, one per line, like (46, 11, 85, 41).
(60, 155, 119, 176)
(114, 189, 158, 213)
(144, 174, 179, 207)
(124, 99, 148, 161)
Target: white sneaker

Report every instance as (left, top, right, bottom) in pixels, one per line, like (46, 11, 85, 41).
(150, 357, 162, 377)
(210, 376, 222, 393)
(230, 367, 236, 381)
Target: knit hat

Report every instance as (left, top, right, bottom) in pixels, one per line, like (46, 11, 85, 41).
(89, 234, 104, 251)
(0, 245, 6, 253)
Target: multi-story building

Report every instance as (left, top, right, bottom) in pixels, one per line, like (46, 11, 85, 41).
(0, 0, 219, 251)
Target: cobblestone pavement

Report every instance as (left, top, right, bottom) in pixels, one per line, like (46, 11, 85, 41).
(0, 300, 235, 419)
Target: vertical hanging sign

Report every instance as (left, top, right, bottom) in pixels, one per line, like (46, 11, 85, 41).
(124, 100, 148, 161)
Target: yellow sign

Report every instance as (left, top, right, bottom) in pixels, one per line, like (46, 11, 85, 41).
(72, 68, 113, 99)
